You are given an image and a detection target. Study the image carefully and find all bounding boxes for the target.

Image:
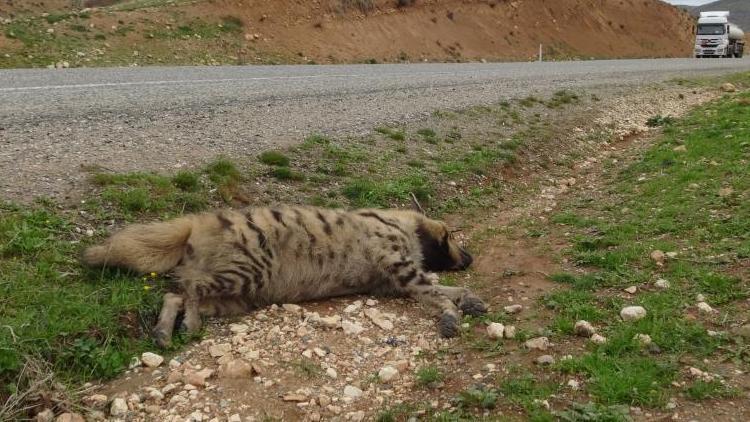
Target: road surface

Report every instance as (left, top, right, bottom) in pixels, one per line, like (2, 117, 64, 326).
(0, 58, 748, 201)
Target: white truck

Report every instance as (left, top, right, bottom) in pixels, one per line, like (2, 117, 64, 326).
(695, 11, 745, 58)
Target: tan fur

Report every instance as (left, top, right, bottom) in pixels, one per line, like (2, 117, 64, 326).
(83, 205, 486, 346)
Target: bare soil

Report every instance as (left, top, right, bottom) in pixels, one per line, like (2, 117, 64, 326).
(0, 0, 697, 67)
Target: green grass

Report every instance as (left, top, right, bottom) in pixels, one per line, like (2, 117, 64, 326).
(270, 167, 305, 181)
(546, 90, 580, 108)
(343, 172, 433, 208)
(545, 85, 750, 409)
(375, 127, 406, 141)
(415, 365, 443, 387)
(0, 203, 167, 399)
(259, 150, 291, 167)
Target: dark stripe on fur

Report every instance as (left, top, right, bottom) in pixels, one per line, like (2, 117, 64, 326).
(398, 269, 417, 286)
(271, 209, 286, 226)
(217, 213, 233, 230)
(357, 211, 407, 235)
(316, 211, 333, 236)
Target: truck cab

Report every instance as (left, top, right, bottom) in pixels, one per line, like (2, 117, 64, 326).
(695, 11, 745, 58)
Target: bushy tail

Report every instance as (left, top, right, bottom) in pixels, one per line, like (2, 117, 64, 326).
(82, 217, 193, 274)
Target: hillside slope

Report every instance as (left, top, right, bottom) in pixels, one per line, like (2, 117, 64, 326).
(0, 0, 697, 68)
(690, 0, 750, 31)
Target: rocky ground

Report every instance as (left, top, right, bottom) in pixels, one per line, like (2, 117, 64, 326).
(30, 81, 750, 422)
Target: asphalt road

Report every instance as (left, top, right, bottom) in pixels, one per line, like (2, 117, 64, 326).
(1, 58, 749, 201)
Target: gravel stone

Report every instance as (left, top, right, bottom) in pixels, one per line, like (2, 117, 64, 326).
(621, 306, 647, 321)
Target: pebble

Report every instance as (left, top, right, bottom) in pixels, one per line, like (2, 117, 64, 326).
(650, 250, 666, 265)
(378, 366, 399, 382)
(536, 355, 555, 365)
(219, 358, 254, 379)
(209, 343, 232, 357)
(229, 323, 249, 334)
(326, 367, 338, 379)
(54, 413, 84, 422)
(574, 320, 596, 338)
(696, 293, 706, 302)
(504, 304, 523, 314)
(282, 303, 302, 314)
(486, 322, 505, 339)
(697, 302, 715, 314)
(364, 308, 394, 330)
(343, 385, 363, 398)
(590, 334, 608, 344)
(620, 306, 647, 321)
(624, 286, 637, 294)
(503, 325, 517, 339)
(228, 415, 241, 422)
(654, 279, 670, 289)
(344, 301, 363, 313)
(567, 379, 580, 390)
(524, 337, 550, 351)
(141, 352, 164, 368)
(365, 299, 377, 306)
(169, 359, 182, 370)
(634, 334, 652, 345)
(110, 398, 128, 416)
(342, 320, 365, 335)
(36, 409, 54, 422)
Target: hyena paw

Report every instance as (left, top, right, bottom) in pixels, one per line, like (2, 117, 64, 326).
(460, 295, 488, 317)
(438, 311, 460, 338)
(153, 329, 172, 348)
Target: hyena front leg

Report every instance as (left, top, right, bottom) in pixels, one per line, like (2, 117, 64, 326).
(382, 257, 463, 338)
(432, 285, 488, 317)
(153, 292, 184, 347)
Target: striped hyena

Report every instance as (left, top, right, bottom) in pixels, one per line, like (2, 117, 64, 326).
(83, 200, 487, 346)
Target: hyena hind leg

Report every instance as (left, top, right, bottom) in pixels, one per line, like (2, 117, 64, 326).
(153, 292, 184, 348)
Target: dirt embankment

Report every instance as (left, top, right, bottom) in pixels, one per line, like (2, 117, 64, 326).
(0, 0, 697, 67)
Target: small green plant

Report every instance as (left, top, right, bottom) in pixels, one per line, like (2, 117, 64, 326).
(555, 402, 631, 422)
(646, 115, 675, 127)
(270, 167, 304, 181)
(259, 151, 291, 167)
(172, 171, 201, 192)
(375, 127, 406, 141)
(415, 365, 443, 387)
(292, 359, 321, 378)
(456, 386, 498, 409)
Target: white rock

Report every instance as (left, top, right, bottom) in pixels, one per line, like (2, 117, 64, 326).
(697, 294, 706, 302)
(229, 323, 249, 334)
(634, 334, 652, 345)
(228, 416, 241, 422)
(326, 368, 338, 379)
(567, 379, 580, 390)
(590, 334, 608, 344)
(342, 320, 365, 335)
(378, 366, 399, 382)
(86, 394, 108, 408)
(620, 306, 647, 321)
(36, 409, 55, 422)
(169, 359, 182, 370)
(282, 303, 302, 314)
(365, 299, 377, 306)
(524, 337, 550, 351)
(654, 279, 670, 289)
(141, 352, 164, 368)
(697, 302, 715, 314)
(219, 358, 254, 379)
(343, 385, 363, 398)
(503, 325, 517, 339)
(209, 343, 232, 357)
(128, 356, 142, 369)
(486, 322, 505, 339)
(347, 410, 365, 422)
(624, 286, 637, 294)
(364, 308, 393, 330)
(317, 315, 342, 328)
(536, 355, 555, 365)
(344, 301, 363, 313)
(109, 398, 128, 416)
(574, 320, 596, 338)
(504, 304, 523, 314)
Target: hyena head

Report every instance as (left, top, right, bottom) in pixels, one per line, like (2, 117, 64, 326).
(415, 217, 473, 272)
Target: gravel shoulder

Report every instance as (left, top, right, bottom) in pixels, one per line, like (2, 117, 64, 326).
(1, 59, 749, 202)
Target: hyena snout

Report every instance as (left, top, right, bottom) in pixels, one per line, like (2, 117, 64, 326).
(455, 248, 473, 270)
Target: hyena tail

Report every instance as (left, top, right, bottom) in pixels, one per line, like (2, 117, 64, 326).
(82, 217, 193, 274)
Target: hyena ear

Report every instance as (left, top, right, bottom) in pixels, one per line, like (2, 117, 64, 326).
(409, 193, 426, 215)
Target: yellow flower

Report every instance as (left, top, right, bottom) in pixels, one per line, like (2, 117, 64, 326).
(143, 285, 152, 291)
(150, 272, 158, 278)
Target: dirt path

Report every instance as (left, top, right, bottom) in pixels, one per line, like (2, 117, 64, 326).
(55, 82, 742, 422)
